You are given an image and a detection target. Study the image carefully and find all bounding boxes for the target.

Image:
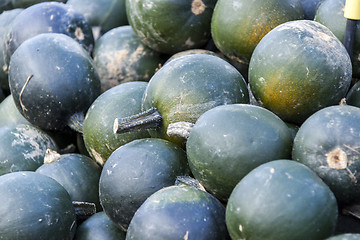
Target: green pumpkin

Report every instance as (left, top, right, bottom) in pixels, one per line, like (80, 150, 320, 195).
(0, 171, 77, 239)
(226, 160, 338, 240)
(292, 105, 360, 205)
(186, 104, 293, 201)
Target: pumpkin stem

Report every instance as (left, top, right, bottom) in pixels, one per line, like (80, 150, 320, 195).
(72, 201, 96, 221)
(68, 112, 85, 133)
(44, 149, 61, 164)
(167, 121, 194, 140)
(175, 176, 207, 192)
(113, 107, 162, 134)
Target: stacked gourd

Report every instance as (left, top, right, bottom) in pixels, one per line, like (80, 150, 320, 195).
(0, 0, 360, 240)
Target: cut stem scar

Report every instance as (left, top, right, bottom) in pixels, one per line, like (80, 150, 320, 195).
(19, 74, 33, 112)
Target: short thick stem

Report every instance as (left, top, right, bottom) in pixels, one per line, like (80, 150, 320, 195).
(67, 112, 85, 134)
(167, 121, 194, 140)
(72, 201, 96, 221)
(113, 107, 162, 134)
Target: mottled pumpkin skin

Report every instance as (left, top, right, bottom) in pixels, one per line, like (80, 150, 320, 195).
(292, 105, 360, 205)
(315, 0, 360, 79)
(226, 160, 338, 240)
(211, 0, 304, 64)
(142, 53, 249, 147)
(126, 0, 217, 54)
(249, 20, 352, 125)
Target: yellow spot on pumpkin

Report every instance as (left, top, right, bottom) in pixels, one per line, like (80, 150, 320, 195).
(192, 0, 206, 15)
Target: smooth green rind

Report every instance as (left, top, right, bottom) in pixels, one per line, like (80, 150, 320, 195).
(347, 81, 360, 107)
(226, 160, 338, 240)
(186, 104, 293, 201)
(326, 233, 360, 240)
(211, 0, 304, 63)
(126, 184, 230, 240)
(83, 81, 150, 166)
(314, 0, 360, 78)
(126, 0, 217, 54)
(0, 94, 30, 128)
(36, 153, 102, 211)
(99, 138, 189, 230)
(0, 124, 58, 176)
(0, 171, 76, 240)
(8, 33, 101, 131)
(249, 20, 352, 125)
(142, 53, 249, 147)
(10, 0, 66, 8)
(74, 212, 126, 240)
(93, 26, 166, 92)
(292, 105, 360, 205)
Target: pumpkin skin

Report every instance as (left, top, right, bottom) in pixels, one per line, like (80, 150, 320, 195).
(66, 0, 128, 34)
(126, 184, 230, 240)
(142, 53, 249, 146)
(125, 0, 217, 54)
(326, 234, 360, 240)
(0, 8, 22, 90)
(346, 80, 360, 107)
(8, 33, 101, 131)
(0, 94, 30, 128)
(9, 0, 66, 8)
(292, 105, 360, 205)
(211, 0, 304, 64)
(99, 138, 189, 230)
(4, 1, 94, 65)
(83, 81, 150, 166)
(0, 124, 58, 176)
(301, 0, 322, 20)
(74, 211, 126, 240)
(0, 171, 77, 240)
(93, 25, 167, 92)
(249, 20, 352, 125)
(314, 0, 360, 79)
(35, 152, 102, 211)
(226, 160, 338, 240)
(186, 104, 293, 201)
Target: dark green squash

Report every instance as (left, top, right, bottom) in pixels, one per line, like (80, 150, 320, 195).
(292, 105, 360, 205)
(4, 1, 94, 66)
(35, 151, 102, 211)
(125, 0, 217, 54)
(314, 0, 360, 79)
(93, 25, 167, 92)
(8, 33, 101, 132)
(226, 160, 338, 240)
(346, 80, 360, 107)
(186, 104, 293, 201)
(126, 182, 230, 240)
(99, 138, 189, 230)
(67, 0, 128, 34)
(301, 0, 323, 20)
(0, 124, 58, 176)
(0, 171, 77, 239)
(0, 8, 22, 90)
(83, 81, 150, 166)
(249, 20, 352, 125)
(9, 0, 66, 9)
(74, 211, 126, 240)
(113, 53, 249, 147)
(211, 0, 304, 64)
(0, 94, 30, 128)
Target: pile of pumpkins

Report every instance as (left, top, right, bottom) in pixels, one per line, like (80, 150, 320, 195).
(1, 0, 360, 239)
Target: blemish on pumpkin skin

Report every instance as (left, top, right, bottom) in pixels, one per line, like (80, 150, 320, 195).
(75, 27, 85, 41)
(192, 0, 206, 15)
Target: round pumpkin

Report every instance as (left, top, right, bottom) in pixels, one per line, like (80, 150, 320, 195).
(186, 104, 293, 201)
(114, 53, 249, 147)
(314, 0, 360, 79)
(93, 25, 167, 92)
(226, 159, 338, 240)
(36, 151, 102, 211)
(211, 0, 304, 64)
(292, 105, 360, 205)
(8, 33, 101, 131)
(4, 1, 94, 65)
(0, 171, 77, 239)
(126, 183, 230, 240)
(249, 20, 352, 125)
(125, 0, 217, 54)
(0, 124, 58, 176)
(99, 138, 189, 230)
(83, 81, 150, 166)
(74, 211, 126, 240)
